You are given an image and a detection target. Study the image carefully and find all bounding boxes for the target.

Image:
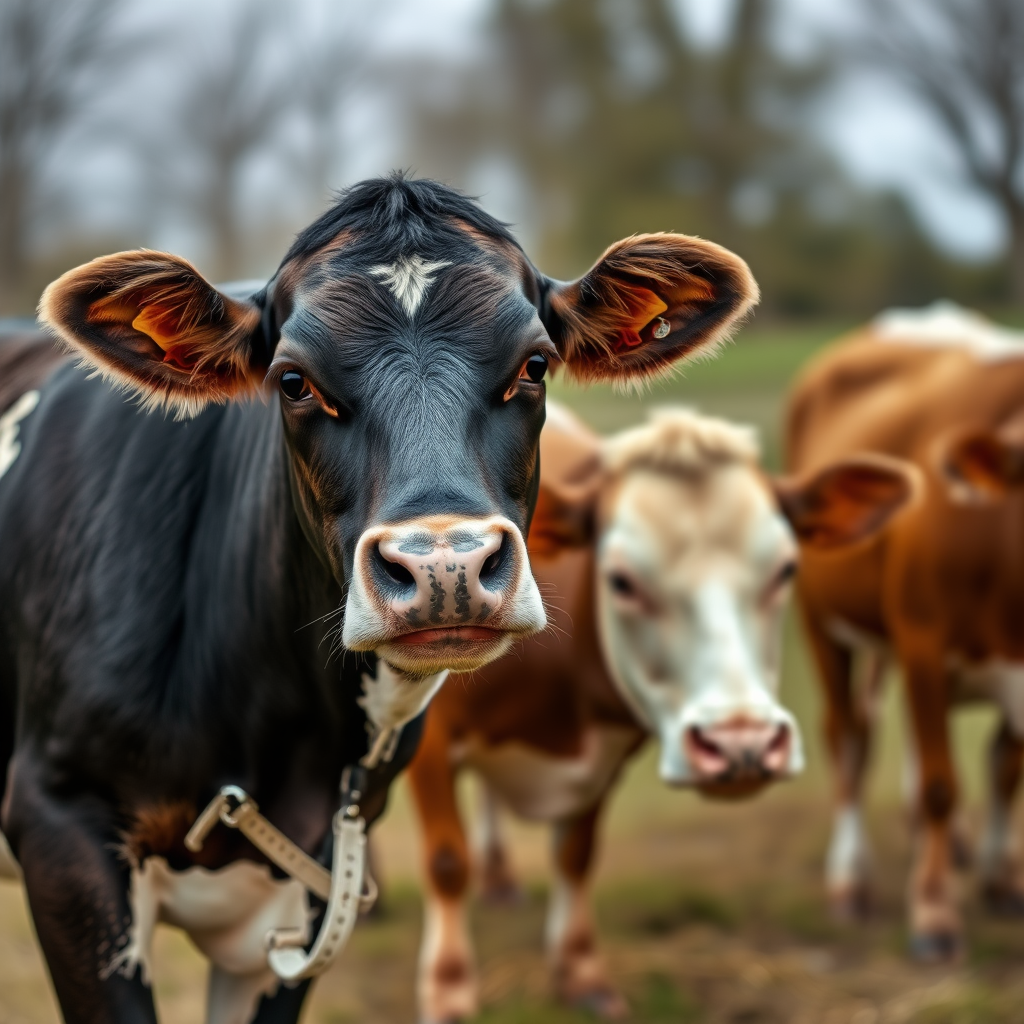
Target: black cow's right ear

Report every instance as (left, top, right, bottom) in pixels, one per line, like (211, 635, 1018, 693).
(39, 250, 266, 417)
(936, 428, 1024, 503)
(773, 455, 919, 550)
(539, 232, 758, 383)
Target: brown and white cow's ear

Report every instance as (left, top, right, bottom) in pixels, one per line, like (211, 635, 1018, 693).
(541, 232, 758, 383)
(39, 250, 266, 418)
(772, 455, 919, 551)
(935, 428, 1024, 503)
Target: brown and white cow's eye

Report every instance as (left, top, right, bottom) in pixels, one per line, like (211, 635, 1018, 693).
(280, 371, 313, 402)
(519, 354, 548, 384)
(762, 560, 797, 603)
(608, 572, 636, 598)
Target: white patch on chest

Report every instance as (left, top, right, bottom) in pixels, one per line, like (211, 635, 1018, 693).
(460, 726, 640, 822)
(113, 858, 308, 1024)
(369, 255, 451, 316)
(0, 390, 40, 480)
(949, 657, 1024, 736)
(359, 661, 448, 766)
(873, 301, 1024, 362)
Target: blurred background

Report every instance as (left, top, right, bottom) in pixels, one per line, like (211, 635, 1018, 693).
(4, 1, 1024, 1022)
(2, 0, 1023, 319)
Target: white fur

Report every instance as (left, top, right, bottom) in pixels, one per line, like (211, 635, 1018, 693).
(112, 857, 308, 1024)
(0, 390, 40, 480)
(596, 468, 804, 785)
(369, 255, 451, 316)
(462, 726, 639, 822)
(358, 660, 448, 766)
(826, 805, 870, 892)
(873, 301, 1024, 362)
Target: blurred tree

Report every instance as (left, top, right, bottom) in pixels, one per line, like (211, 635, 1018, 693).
(403, 0, 1003, 317)
(0, 0, 127, 313)
(155, 0, 293, 283)
(850, 0, 1024, 301)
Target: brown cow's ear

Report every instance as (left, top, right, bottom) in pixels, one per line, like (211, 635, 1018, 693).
(39, 250, 266, 418)
(541, 232, 758, 383)
(936, 429, 1024, 503)
(773, 455, 919, 550)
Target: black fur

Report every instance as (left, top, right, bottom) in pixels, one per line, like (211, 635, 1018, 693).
(0, 176, 552, 1024)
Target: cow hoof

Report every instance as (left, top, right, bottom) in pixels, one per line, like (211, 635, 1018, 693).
(982, 880, 1024, 918)
(908, 930, 962, 964)
(828, 884, 872, 922)
(564, 987, 629, 1020)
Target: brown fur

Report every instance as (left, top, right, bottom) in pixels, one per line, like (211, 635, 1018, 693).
(549, 232, 759, 383)
(0, 332, 69, 414)
(39, 250, 264, 418)
(786, 320, 1024, 955)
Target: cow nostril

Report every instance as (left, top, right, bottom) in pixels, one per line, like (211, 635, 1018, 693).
(372, 545, 416, 593)
(479, 534, 511, 587)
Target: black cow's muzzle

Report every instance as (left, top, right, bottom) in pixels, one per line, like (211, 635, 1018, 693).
(342, 515, 546, 673)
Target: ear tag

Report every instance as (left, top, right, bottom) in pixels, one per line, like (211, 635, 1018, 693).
(653, 317, 671, 339)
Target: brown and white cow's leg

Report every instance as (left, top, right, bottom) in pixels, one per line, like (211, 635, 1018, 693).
(475, 781, 522, 904)
(409, 733, 477, 1024)
(546, 805, 626, 1020)
(803, 614, 877, 918)
(979, 719, 1024, 915)
(902, 648, 962, 961)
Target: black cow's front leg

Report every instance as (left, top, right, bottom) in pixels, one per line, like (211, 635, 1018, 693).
(4, 764, 157, 1024)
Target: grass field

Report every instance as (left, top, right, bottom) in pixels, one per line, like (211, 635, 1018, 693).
(2, 319, 1022, 1024)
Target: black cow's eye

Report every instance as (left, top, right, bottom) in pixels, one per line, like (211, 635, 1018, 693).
(280, 371, 312, 402)
(520, 354, 548, 384)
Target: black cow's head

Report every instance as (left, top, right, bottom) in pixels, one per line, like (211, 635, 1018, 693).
(40, 176, 758, 675)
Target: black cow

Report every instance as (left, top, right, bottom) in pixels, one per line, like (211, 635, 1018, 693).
(0, 175, 757, 1024)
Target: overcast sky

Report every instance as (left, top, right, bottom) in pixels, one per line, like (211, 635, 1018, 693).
(66, 0, 1003, 267)
(373, 0, 1003, 261)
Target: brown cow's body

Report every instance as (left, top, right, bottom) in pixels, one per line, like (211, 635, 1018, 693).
(409, 402, 915, 1022)
(786, 304, 1024, 960)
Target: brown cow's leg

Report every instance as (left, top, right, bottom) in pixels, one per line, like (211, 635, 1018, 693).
(475, 781, 522, 904)
(547, 804, 626, 1020)
(803, 613, 877, 918)
(409, 730, 477, 1024)
(902, 649, 962, 961)
(980, 719, 1024, 915)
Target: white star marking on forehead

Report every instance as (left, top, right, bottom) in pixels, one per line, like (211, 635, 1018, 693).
(369, 255, 452, 317)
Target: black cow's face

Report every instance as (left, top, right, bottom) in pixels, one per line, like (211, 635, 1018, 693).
(40, 177, 758, 675)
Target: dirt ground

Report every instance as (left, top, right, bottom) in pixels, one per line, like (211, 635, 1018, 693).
(4, 740, 1024, 1024)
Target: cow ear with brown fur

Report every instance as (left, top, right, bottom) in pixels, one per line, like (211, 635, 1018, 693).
(773, 455, 919, 551)
(936, 428, 1024, 503)
(39, 250, 266, 418)
(541, 233, 758, 383)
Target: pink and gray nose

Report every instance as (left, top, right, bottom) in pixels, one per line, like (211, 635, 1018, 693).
(685, 718, 792, 783)
(375, 525, 510, 627)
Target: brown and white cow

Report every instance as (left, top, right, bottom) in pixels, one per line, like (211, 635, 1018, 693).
(786, 301, 1024, 961)
(408, 402, 915, 1022)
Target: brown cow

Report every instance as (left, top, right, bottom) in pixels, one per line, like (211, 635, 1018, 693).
(786, 302, 1024, 962)
(409, 402, 916, 1022)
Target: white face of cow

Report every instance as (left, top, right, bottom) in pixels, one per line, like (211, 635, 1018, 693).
(594, 416, 804, 795)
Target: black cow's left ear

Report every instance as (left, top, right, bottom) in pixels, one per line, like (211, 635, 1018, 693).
(540, 232, 758, 382)
(39, 250, 266, 417)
